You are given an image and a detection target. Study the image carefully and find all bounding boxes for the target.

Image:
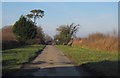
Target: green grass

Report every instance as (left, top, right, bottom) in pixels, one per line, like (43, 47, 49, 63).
(56, 45, 119, 76)
(2, 45, 45, 74)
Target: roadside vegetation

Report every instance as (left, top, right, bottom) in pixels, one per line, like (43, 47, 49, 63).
(56, 45, 118, 76)
(54, 24, 118, 76)
(2, 9, 48, 75)
(3, 45, 45, 75)
(2, 26, 21, 50)
(13, 9, 44, 45)
(2, 9, 51, 50)
(72, 32, 118, 51)
(54, 23, 79, 45)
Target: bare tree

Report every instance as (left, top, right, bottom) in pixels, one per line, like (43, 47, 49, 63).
(54, 23, 79, 46)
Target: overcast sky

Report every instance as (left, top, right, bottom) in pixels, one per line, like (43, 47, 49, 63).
(2, 2, 118, 37)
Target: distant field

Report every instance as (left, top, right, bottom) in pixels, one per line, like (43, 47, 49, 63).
(2, 45, 45, 75)
(56, 45, 119, 76)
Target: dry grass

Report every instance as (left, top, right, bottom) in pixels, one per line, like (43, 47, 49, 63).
(72, 32, 118, 51)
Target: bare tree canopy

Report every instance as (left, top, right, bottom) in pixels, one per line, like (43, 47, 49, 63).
(54, 23, 79, 45)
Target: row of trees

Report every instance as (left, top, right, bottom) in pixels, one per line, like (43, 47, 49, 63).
(12, 9, 79, 45)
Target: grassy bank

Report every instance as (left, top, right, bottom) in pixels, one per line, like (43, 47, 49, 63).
(56, 45, 118, 76)
(2, 45, 45, 75)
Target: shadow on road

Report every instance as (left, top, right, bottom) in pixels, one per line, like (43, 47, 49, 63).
(2, 60, 119, 77)
(29, 61, 47, 65)
(77, 60, 119, 76)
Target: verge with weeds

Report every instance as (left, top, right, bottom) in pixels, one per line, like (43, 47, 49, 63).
(2, 45, 45, 75)
(56, 45, 118, 76)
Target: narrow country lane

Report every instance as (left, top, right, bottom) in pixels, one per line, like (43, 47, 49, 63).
(17, 45, 91, 76)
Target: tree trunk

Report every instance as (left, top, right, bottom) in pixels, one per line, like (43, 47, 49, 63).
(67, 40, 73, 46)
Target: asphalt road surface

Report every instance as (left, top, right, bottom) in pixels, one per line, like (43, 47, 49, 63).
(20, 45, 91, 76)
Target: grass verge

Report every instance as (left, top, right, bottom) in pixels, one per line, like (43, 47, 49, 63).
(2, 45, 45, 75)
(56, 45, 119, 76)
